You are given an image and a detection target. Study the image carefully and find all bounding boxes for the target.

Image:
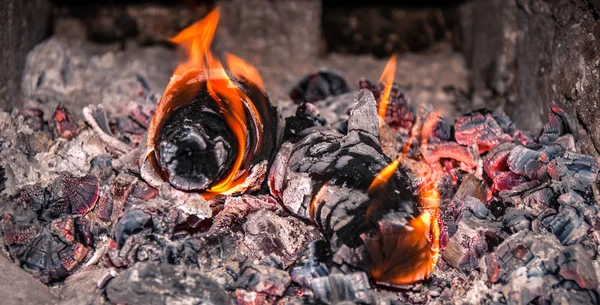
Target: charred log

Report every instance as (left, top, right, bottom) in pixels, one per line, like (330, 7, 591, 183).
(140, 69, 279, 195)
(269, 89, 434, 287)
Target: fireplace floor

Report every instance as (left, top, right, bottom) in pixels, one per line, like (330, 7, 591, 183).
(1, 10, 600, 305)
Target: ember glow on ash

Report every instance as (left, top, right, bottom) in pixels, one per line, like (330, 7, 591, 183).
(377, 55, 397, 120)
(145, 8, 268, 195)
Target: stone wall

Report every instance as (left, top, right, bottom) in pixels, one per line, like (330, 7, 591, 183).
(0, 0, 51, 110)
(457, 0, 600, 156)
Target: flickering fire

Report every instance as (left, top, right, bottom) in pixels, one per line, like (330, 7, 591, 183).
(377, 55, 397, 120)
(147, 8, 266, 195)
(367, 140, 442, 284)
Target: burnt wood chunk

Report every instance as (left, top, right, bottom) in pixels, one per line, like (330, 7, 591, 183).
(289, 70, 351, 104)
(454, 110, 511, 153)
(269, 89, 433, 286)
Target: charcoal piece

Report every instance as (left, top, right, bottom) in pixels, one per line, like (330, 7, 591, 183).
(5, 221, 88, 283)
(290, 240, 331, 288)
(269, 89, 435, 286)
(156, 96, 239, 190)
(289, 70, 351, 104)
(547, 151, 599, 194)
(29, 174, 100, 220)
(50, 216, 75, 244)
(52, 104, 79, 140)
(164, 229, 244, 275)
(242, 209, 322, 268)
(483, 142, 515, 178)
(482, 231, 568, 287)
(57, 174, 99, 216)
(173, 214, 212, 236)
(359, 78, 414, 131)
(141, 69, 278, 195)
(421, 141, 479, 167)
(96, 191, 113, 222)
(461, 196, 491, 220)
(491, 110, 517, 135)
(492, 171, 528, 191)
(454, 110, 511, 153)
(106, 262, 232, 305)
(3, 213, 39, 246)
(236, 264, 291, 297)
(442, 219, 504, 271)
(507, 145, 563, 181)
(502, 208, 535, 234)
(454, 175, 487, 202)
(539, 101, 579, 145)
(541, 205, 590, 245)
(111, 173, 138, 220)
(421, 111, 452, 143)
(211, 195, 280, 231)
(556, 245, 598, 289)
(311, 272, 372, 305)
(500, 183, 556, 216)
(113, 209, 153, 247)
(284, 102, 329, 140)
(554, 134, 577, 151)
(130, 180, 158, 201)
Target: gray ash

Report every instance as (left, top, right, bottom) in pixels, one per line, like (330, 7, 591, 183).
(1, 32, 600, 305)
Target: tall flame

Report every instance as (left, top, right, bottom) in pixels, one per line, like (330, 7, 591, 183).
(164, 8, 265, 194)
(377, 55, 397, 120)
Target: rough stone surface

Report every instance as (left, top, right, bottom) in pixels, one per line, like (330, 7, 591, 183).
(0, 254, 59, 305)
(456, 0, 600, 157)
(0, 0, 51, 110)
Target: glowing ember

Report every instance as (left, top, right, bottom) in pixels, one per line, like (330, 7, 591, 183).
(377, 55, 397, 120)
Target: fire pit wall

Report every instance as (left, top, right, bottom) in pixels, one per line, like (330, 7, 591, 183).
(2, 0, 600, 304)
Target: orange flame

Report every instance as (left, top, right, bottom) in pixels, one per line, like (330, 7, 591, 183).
(418, 183, 441, 270)
(377, 55, 397, 120)
(159, 8, 265, 194)
(226, 53, 265, 90)
(421, 111, 443, 146)
(366, 156, 441, 284)
(368, 158, 401, 193)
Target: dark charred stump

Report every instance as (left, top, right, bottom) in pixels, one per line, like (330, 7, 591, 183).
(269, 89, 434, 287)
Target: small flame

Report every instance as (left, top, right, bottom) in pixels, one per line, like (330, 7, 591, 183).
(421, 111, 443, 146)
(418, 183, 441, 270)
(226, 53, 265, 90)
(169, 9, 220, 77)
(377, 55, 397, 120)
(368, 158, 401, 193)
(156, 8, 265, 195)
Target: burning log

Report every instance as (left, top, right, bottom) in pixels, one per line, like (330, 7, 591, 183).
(269, 89, 439, 286)
(140, 9, 279, 196)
